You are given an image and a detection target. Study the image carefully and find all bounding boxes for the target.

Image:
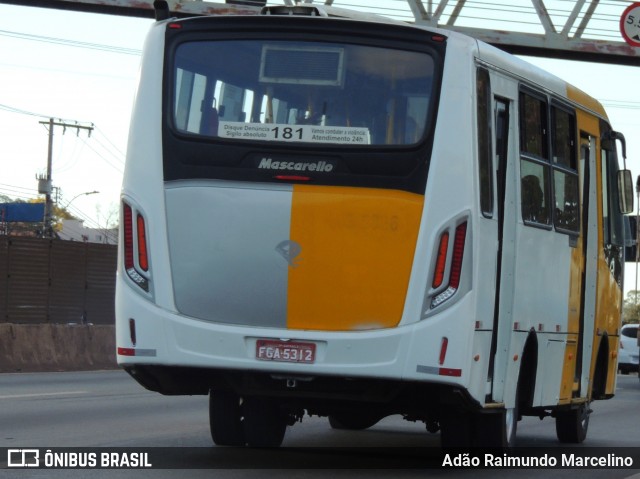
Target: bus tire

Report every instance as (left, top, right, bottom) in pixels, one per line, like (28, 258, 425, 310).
(555, 403, 590, 443)
(328, 412, 381, 430)
(209, 390, 245, 446)
(439, 410, 472, 449)
(242, 396, 287, 447)
(472, 406, 517, 449)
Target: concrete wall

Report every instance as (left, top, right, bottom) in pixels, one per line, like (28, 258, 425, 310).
(0, 323, 117, 373)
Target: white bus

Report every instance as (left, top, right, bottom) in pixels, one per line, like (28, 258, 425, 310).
(116, 3, 634, 448)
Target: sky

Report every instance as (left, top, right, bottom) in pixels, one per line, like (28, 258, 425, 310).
(0, 1, 639, 290)
(0, 4, 152, 230)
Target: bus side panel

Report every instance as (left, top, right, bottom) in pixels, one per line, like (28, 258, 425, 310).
(512, 227, 571, 407)
(558, 107, 599, 403)
(593, 159, 623, 398)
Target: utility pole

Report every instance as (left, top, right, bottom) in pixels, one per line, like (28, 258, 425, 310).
(38, 118, 94, 238)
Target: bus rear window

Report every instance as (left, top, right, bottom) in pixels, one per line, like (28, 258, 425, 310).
(172, 40, 434, 147)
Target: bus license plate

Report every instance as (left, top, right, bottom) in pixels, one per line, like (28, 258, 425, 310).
(256, 339, 316, 364)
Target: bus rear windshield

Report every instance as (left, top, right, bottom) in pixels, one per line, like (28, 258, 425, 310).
(172, 40, 435, 147)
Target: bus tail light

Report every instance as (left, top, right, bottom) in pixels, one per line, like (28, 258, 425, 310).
(429, 221, 468, 310)
(122, 201, 151, 292)
(432, 232, 449, 288)
(137, 214, 149, 272)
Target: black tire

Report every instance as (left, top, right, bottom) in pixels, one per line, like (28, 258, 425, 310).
(439, 410, 472, 449)
(328, 412, 382, 430)
(555, 403, 590, 443)
(242, 396, 287, 447)
(209, 390, 245, 446)
(473, 407, 517, 449)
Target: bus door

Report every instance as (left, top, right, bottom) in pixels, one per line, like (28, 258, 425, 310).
(576, 134, 598, 399)
(487, 96, 511, 401)
(475, 68, 514, 403)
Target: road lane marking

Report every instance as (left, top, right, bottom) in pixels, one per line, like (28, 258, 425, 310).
(0, 391, 88, 399)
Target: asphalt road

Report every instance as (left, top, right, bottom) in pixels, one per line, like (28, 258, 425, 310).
(1, 370, 639, 478)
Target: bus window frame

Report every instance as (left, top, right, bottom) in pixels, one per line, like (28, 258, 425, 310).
(160, 16, 447, 196)
(600, 135, 625, 248)
(165, 30, 441, 151)
(476, 67, 493, 218)
(518, 86, 580, 236)
(550, 100, 579, 236)
(519, 87, 552, 230)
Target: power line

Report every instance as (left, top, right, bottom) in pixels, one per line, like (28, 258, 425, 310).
(601, 100, 640, 110)
(0, 188, 39, 201)
(65, 203, 118, 243)
(78, 136, 124, 174)
(0, 29, 141, 56)
(0, 103, 127, 164)
(0, 102, 93, 125)
(0, 103, 48, 119)
(90, 134, 126, 166)
(0, 183, 39, 194)
(94, 126, 126, 159)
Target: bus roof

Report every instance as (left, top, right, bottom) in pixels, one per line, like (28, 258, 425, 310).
(168, 4, 608, 122)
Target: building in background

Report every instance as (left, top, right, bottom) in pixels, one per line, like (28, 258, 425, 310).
(59, 218, 117, 244)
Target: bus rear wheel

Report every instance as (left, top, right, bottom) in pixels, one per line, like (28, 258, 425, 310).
(209, 390, 245, 446)
(555, 403, 590, 443)
(328, 411, 382, 430)
(242, 396, 287, 447)
(439, 410, 472, 448)
(472, 407, 517, 448)
(440, 407, 517, 449)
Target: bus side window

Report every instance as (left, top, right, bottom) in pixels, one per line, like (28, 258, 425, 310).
(601, 148, 624, 248)
(521, 172, 547, 223)
(601, 145, 625, 285)
(551, 106, 579, 233)
(519, 91, 551, 226)
(175, 68, 207, 134)
(477, 67, 493, 217)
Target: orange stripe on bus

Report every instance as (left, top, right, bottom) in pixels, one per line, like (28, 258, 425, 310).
(287, 185, 424, 331)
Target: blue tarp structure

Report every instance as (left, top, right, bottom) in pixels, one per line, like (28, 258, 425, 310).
(0, 203, 45, 222)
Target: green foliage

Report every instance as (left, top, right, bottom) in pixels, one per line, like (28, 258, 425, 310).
(623, 291, 640, 325)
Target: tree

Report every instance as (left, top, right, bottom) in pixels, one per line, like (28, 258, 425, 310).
(622, 291, 640, 325)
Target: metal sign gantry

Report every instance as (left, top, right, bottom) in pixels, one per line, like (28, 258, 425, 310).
(406, 0, 640, 65)
(4, 0, 640, 65)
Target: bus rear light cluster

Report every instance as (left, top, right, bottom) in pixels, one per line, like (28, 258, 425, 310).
(429, 221, 467, 310)
(123, 201, 151, 293)
(432, 232, 449, 289)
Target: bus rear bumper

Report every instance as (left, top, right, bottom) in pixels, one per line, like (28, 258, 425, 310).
(116, 280, 474, 397)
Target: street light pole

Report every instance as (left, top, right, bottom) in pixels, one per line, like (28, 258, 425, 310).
(64, 190, 99, 211)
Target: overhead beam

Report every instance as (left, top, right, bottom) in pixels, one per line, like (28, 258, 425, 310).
(415, 0, 640, 66)
(3, 0, 639, 65)
(454, 26, 640, 66)
(0, 0, 261, 18)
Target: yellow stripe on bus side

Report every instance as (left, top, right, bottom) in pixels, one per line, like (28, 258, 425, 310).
(567, 84, 608, 120)
(287, 185, 424, 331)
